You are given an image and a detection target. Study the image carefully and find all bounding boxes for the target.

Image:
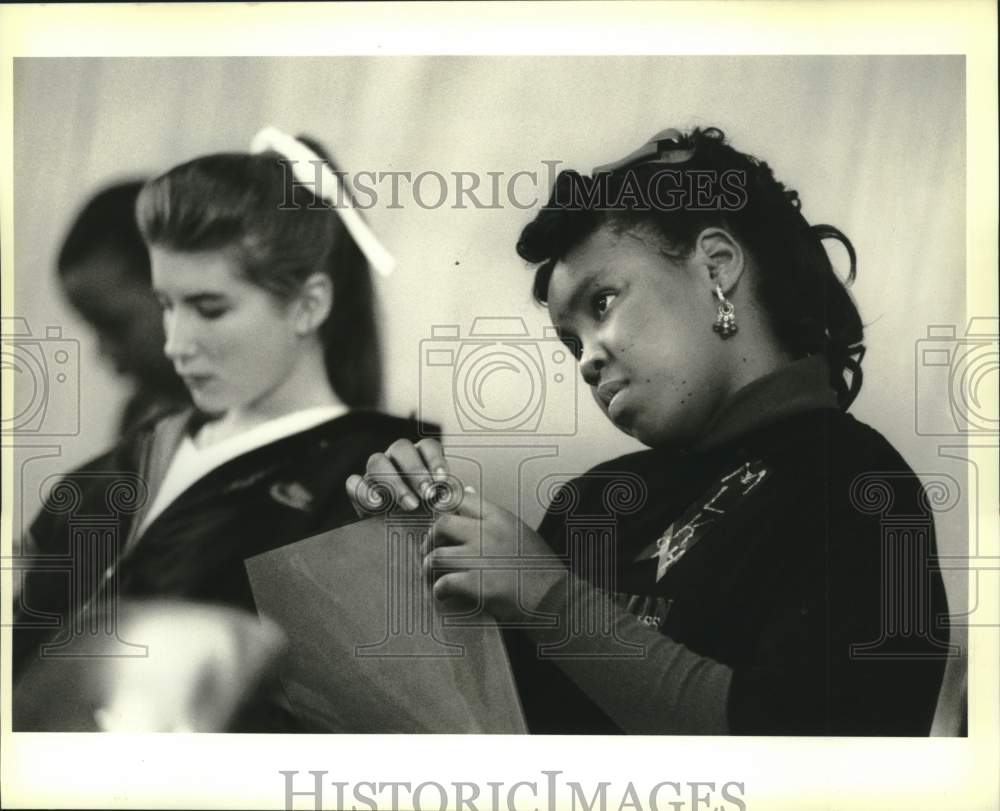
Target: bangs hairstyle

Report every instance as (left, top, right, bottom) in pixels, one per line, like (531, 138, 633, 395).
(136, 139, 382, 409)
(517, 127, 865, 410)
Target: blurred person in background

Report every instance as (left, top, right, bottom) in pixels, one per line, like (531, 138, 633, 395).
(57, 181, 190, 434)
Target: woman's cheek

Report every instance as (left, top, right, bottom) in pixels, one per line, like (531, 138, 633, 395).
(609, 306, 644, 357)
(600, 319, 626, 358)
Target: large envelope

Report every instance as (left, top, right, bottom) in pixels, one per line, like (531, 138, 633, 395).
(245, 516, 527, 733)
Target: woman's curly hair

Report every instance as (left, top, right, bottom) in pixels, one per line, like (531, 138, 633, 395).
(517, 127, 865, 409)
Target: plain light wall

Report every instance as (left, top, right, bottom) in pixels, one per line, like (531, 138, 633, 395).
(11, 56, 967, 638)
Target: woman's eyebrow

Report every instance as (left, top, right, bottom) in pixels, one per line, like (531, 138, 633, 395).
(182, 292, 228, 304)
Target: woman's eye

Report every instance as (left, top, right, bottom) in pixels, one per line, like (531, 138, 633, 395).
(594, 292, 618, 316)
(196, 305, 228, 320)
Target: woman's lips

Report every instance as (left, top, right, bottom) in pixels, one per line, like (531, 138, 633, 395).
(597, 379, 628, 412)
(180, 373, 214, 389)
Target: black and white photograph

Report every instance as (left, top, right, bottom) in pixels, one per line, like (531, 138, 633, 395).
(1, 3, 997, 810)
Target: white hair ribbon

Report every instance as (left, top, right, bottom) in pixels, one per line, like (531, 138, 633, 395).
(250, 127, 395, 277)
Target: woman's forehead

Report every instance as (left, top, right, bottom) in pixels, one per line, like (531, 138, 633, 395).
(150, 247, 243, 292)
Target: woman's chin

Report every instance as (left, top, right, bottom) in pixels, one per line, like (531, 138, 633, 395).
(613, 411, 688, 450)
(606, 392, 631, 426)
(607, 404, 641, 441)
(189, 390, 227, 415)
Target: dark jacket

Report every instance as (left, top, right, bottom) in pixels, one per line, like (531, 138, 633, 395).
(14, 409, 434, 690)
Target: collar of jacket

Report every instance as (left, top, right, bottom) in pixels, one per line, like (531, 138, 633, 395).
(689, 355, 840, 453)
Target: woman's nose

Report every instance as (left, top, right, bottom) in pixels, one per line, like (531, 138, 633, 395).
(579, 342, 607, 387)
(162, 312, 198, 361)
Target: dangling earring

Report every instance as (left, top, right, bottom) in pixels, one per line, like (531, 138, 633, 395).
(713, 284, 737, 338)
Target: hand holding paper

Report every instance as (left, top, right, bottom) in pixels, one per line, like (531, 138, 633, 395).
(346, 437, 568, 623)
(424, 485, 566, 622)
(346, 437, 452, 515)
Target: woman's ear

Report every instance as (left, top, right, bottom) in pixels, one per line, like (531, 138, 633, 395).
(293, 272, 334, 336)
(695, 227, 745, 295)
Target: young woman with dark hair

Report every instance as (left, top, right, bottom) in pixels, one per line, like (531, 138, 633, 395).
(349, 127, 950, 735)
(14, 133, 431, 729)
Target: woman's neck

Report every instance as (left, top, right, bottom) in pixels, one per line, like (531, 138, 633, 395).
(691, 355, 839, 452)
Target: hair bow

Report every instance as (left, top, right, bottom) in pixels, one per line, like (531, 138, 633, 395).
(250, 127, 395, 277)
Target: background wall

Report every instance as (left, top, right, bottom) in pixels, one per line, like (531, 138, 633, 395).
(10, 57, 969, 723)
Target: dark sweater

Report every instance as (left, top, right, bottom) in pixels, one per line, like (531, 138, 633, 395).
(506, 362, 951, 735)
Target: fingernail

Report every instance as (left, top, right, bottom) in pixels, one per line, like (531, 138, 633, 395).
(434, 467, 448, 482)
(402, 494, 420, 511)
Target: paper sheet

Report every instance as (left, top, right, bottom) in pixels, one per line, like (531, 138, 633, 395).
(244, 516, 527, 733)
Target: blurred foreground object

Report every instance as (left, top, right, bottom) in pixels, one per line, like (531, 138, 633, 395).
(14, 600, 286, 732)
(245, 516, 527, 733)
